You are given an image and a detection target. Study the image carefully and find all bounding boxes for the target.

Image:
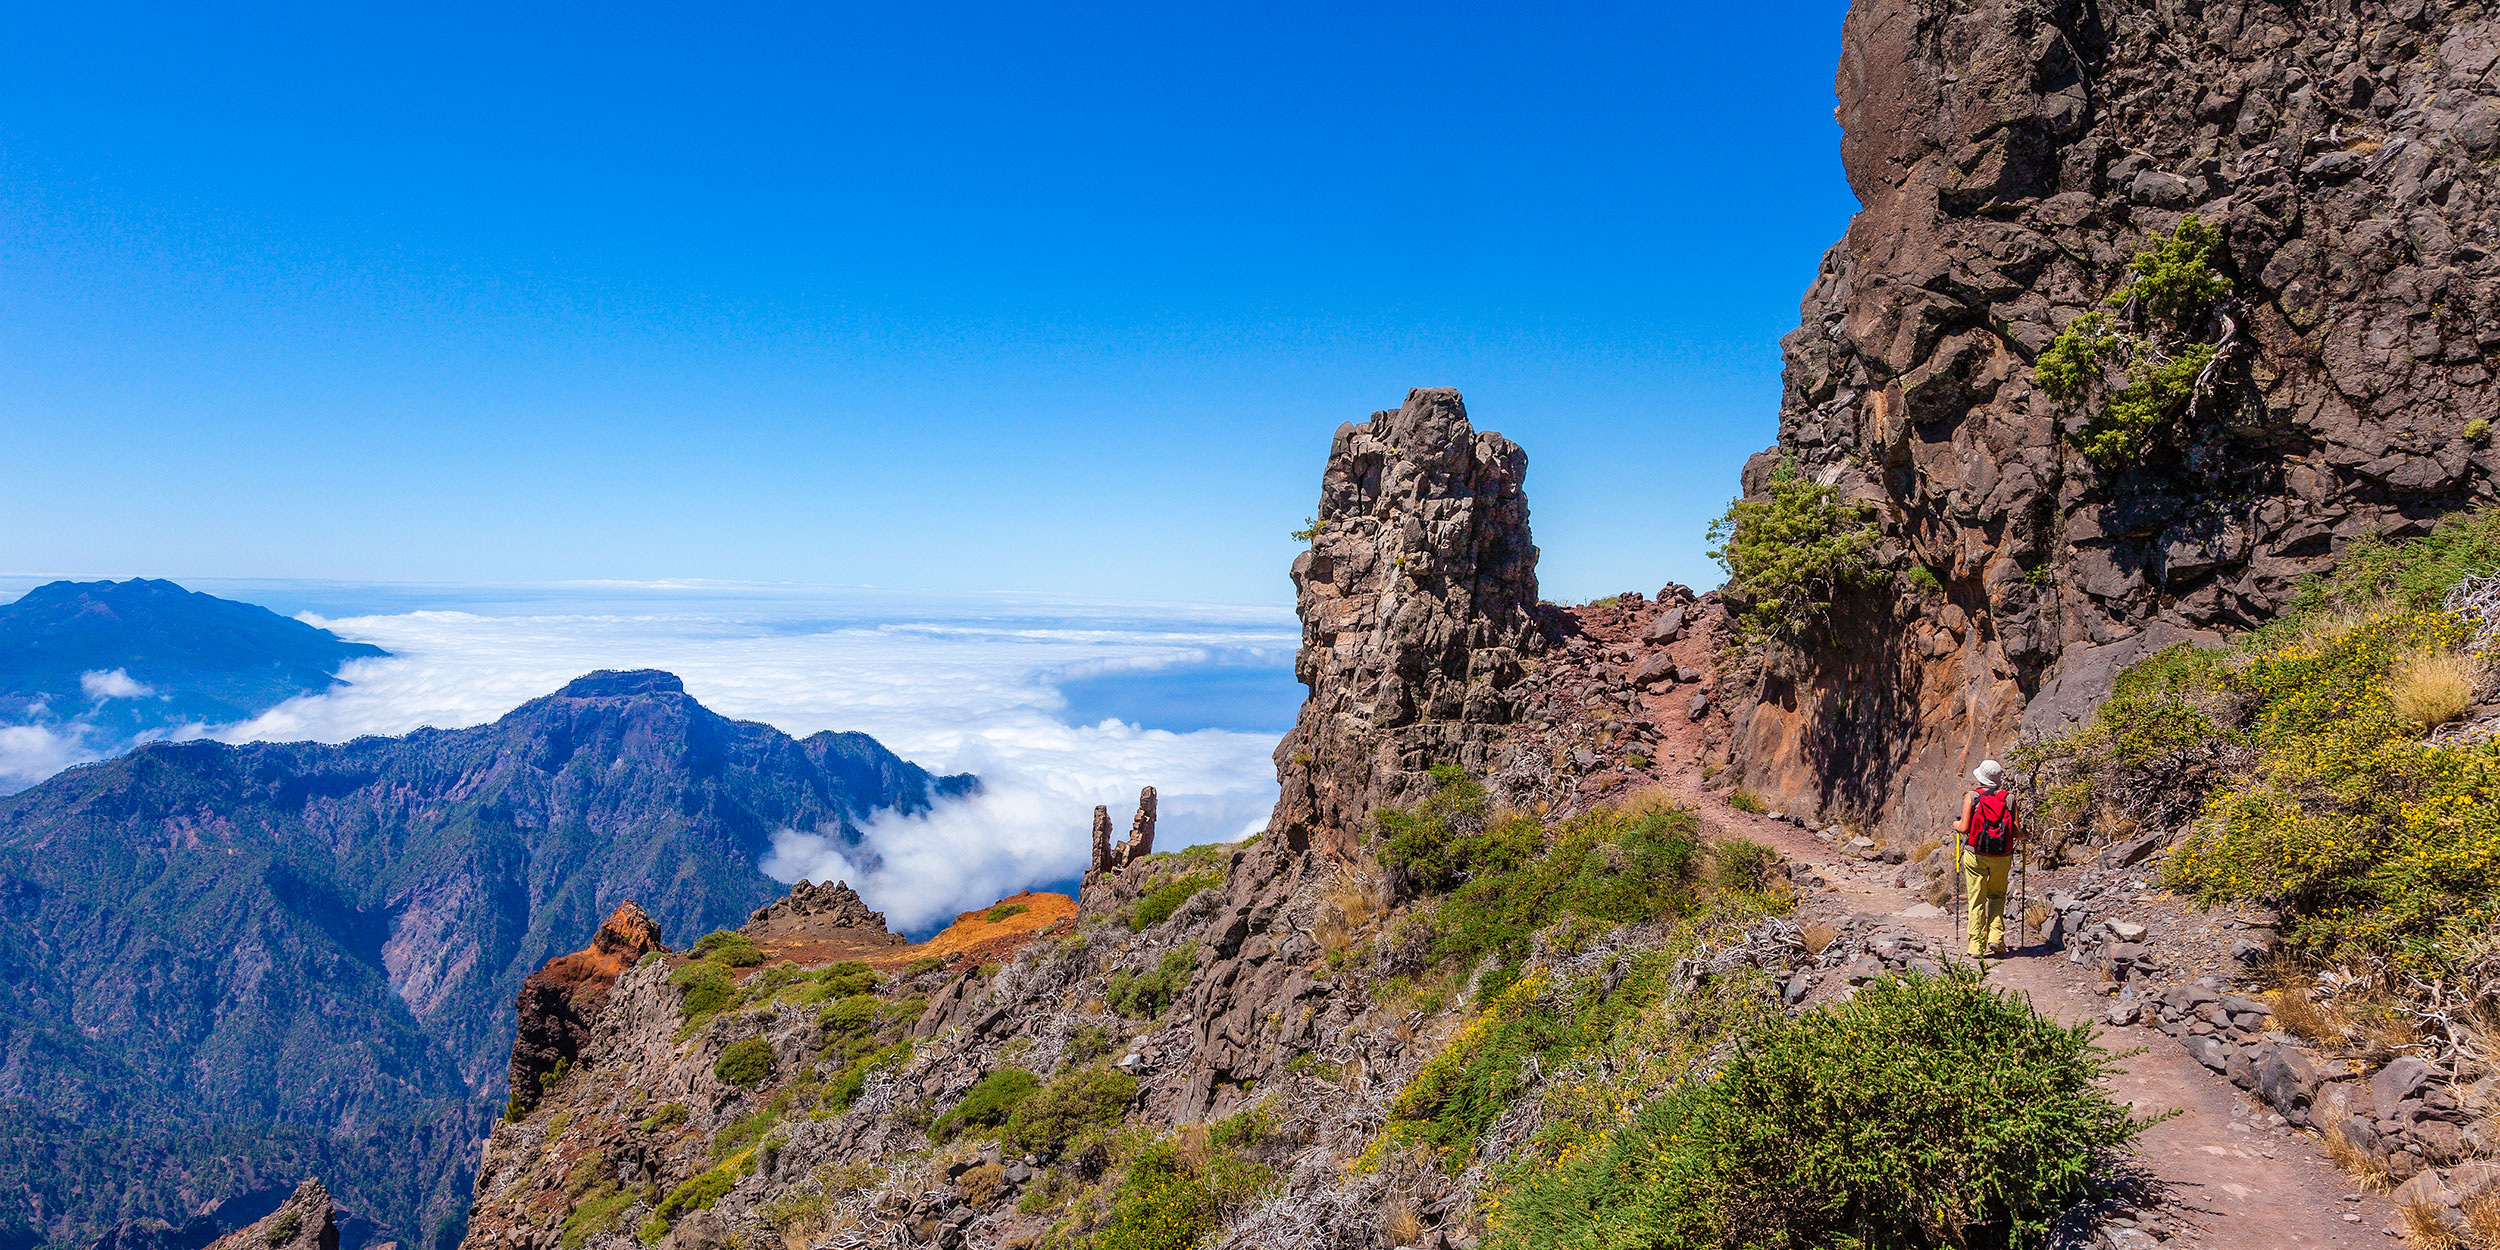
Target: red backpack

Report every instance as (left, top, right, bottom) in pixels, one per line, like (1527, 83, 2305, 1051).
(1967, 789, 2016, 857)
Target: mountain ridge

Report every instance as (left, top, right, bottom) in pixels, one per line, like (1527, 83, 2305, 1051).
(0, 669, 972, 1250)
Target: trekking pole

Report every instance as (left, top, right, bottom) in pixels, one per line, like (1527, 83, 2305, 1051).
(1952, 839, 1965, 960)
(2017, 837, 2030, 955)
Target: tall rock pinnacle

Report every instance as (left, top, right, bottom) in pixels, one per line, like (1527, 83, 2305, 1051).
(1268, 388, 1545, 858)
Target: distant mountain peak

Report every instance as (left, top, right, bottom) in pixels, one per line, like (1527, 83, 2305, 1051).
(0, 578, 393, 791)
(554, 669, 685, 699)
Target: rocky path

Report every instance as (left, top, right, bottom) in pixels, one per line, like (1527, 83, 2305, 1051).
(1621, 682, 2397, 1246)
(1521, 593, 2400, 1245)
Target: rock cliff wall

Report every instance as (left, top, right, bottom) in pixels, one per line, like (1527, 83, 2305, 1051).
(1727, 0, 2500, 835)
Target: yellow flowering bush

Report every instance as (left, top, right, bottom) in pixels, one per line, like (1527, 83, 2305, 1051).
(2031, 504, 2500, 987)
(2159, 608, 2500, 979)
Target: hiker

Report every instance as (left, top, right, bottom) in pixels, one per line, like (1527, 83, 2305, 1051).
(1954, 759, 2020, 958)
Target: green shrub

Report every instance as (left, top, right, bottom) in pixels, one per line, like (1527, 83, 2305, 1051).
(1106, 945, 1199, 1019)
(985, 901, 1031, 923)
(688, 929, 767, 967)
(1370, 900, 1784, 1173)
(905, 954, 951, 977)
(669, 962, 737, 1023)
(2122, 213, 2234, 325)
(1377, 765, 1539, 897)
(1130, 873, 1221, 929)
(819, 993, 880, 1037)
(2037, 216, 2236, 463)
(826, 1042, 911, 1110)
(642, 1163, 741, 1241)
(932, 1068, 1040, 1142)
(2268, 506, 2500, 628)
(1089, 1133, 1272, 1250)
(640, 1102, 689, 1132)
(2016, 511, 2500, 990)
(1486, 971, 2144, 1250)
(1726, 789, 1767, 815)
(1068, 1022, 1119, 1064)
(1906, 564, 1943, 596)
(1706, 457, 1884, 641)
(797, 960, 881, 999)
(713, 1085, 816, 1160)
(714, 1037, 775, 1088)
(1708, 838, 1781, 893)
(560, 1185, 638, 1250)
(1374, 771, 1715, 999)
(1003, 1065, 1136, 1159)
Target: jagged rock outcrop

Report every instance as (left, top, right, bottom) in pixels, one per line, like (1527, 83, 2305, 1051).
(201, 1182, 339, 1250)
(507, 902, 667, 1117)
(1269, 387, 1548, 860)
(1727, 0, 2500, 835)
(745, 879, 899, 936)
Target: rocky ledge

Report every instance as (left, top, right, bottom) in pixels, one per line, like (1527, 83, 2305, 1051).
(509, 903, 668, 1118)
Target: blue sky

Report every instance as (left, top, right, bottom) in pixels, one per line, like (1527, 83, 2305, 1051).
(0, 2, 1856, 605)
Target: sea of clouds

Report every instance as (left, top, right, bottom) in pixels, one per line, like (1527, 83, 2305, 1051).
(0, 582, 1301, 934)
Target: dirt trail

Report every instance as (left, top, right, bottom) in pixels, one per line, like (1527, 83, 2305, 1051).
(1601, 644, 2396, 1248)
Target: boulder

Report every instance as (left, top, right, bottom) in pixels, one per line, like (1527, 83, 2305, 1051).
(1641, 608, 1686, 644)
(2414, 1120, 2468, 1164)
(2447, 1160, 2500, 1201)
(2252, 1046, 2312, 1120)
(2186, 1036, 2232, 1073)
(2376, 1057, 2435, 1120)
(2106, 920, 2148, 941)
(1784, 972, 1814, 1006)
(2096, 836, 2162, 869)
(1632, 653, 1681, 688)
(1687, 693, 1710, 722)
(2226, 1048, 2260, 1090)
(2391, 1170, 2455, 1212)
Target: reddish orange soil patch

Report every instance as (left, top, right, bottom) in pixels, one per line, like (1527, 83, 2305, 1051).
(750, 889, 1075, 973)
(910, 890, 1077, 966)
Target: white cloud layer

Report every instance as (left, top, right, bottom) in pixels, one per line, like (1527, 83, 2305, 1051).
(181, 591, 1300, 933)
(80, 668, 155, 699)
(0, 722, 103, 792)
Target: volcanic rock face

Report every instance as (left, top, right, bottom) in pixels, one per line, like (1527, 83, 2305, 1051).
(1729, 0, 2500, 833)
(507, 902, 667, 1117)
(1269, 388, 1547, 859)
(202, 1181, 340, 1250)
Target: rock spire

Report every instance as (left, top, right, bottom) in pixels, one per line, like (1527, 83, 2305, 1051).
(1267, 388, 1546, 858)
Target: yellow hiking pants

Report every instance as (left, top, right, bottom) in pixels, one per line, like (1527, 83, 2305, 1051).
(1960, 849, 2012, 956)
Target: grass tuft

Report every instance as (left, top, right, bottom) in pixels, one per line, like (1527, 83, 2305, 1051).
(2391, 647, 2478, 728)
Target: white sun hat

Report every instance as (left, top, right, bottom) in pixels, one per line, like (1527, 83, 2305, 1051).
(1973, 759, 2005, 788)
